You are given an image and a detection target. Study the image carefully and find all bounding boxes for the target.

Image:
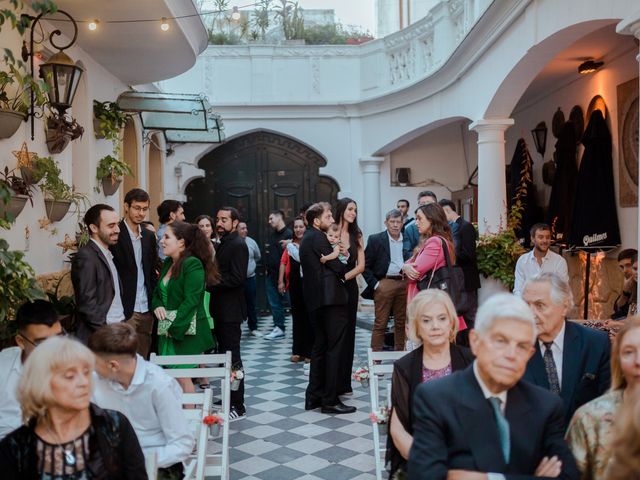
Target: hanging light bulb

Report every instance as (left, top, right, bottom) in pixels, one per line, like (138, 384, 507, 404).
(231, 6, 241, 21)
(88, 19, 99, 31)
(160, 17, 170, 31)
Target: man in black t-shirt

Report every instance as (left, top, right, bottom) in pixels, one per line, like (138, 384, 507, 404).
(264, 210, 292, 340)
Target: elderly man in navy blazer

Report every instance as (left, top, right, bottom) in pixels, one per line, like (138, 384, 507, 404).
(521, 272, 611, 428)
(408, 293, 579, 479)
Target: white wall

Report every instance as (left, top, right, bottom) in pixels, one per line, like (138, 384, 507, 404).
(506, 49, 639, 251)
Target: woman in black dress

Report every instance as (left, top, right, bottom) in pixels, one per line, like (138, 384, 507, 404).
(335, 198, 365, 396)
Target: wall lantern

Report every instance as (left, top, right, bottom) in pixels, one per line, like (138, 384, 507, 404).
(21, 10, 83, 140)
(578, 60, 604, 75)
(531, 121, 547, 159)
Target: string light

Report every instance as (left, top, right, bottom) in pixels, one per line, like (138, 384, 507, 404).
(231, 6, 241, 21)
(88, 19, 98, 30)
(160, 17, 169, 31)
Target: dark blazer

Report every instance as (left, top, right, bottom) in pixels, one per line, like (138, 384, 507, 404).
(110, 219, 158, 319)
(388, 344, 474, 476)
(523, 320, 611, 428)
(362, 230, 394, 299)
(209, 231, 248, 323)
(408, 366, 579, 480)
(453, 216, 481, 291)
(402, 222, 420, 260)
(71, 241, 118, 344)
(299, 227, 347, 312)
(0, 404, 147, 479)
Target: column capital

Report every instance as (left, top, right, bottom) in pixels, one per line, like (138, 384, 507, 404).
(469, 118, 514, 133)
(617, 11, 640, 39)
(359, 156, 385, 173)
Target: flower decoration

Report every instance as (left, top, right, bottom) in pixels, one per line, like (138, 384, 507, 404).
(369, 404, 390, 424)
(231, 365, 244, 381)
(352, 366, 370, 382)
(203, 415, 224, 426)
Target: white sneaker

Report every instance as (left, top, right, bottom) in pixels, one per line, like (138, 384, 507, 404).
(250, 330, 263, 337)
(303, 363, 310, 376)
(264, 326, 285, 340)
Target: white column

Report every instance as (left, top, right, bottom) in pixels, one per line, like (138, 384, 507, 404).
(617, 14, 640, 302)
(359, 156, 385, 237)
(469, 118, 514, 234)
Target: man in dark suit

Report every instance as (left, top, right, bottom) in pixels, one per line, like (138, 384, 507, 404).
(300, 202, 355, 414)
(362, 208, 407, 351)
(408, 293, 579, 480)
(110, 188, 159, 358)
(522, 272, 611, 428)
(440, 199, 481, 345)
(72, 204, 125, 344)
(209, 206, 249, 421)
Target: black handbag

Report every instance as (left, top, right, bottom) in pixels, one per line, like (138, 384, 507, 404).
(417, 237, 468, 314)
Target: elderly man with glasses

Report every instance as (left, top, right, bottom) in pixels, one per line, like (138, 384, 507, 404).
(0, 300, 65, 439)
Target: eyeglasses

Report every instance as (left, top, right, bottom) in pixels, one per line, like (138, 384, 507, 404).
(18, 329, 67, 348)
(130, 205, 150, 213)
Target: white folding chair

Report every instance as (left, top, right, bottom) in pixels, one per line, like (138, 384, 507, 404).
(144, 451, 158, 480)
(367, 348, 406, 480)
(150, 352, 232, 480)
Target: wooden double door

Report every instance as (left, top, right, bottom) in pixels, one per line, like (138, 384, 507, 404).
(184, 131, 339, 312)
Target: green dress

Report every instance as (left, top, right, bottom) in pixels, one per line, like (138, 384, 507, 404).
(152, 256, 215, 366)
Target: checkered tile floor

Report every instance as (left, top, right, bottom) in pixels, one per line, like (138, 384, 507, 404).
(210, 316, 380, 480)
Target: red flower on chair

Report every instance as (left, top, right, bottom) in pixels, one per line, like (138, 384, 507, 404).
(203, 415, 224, 425)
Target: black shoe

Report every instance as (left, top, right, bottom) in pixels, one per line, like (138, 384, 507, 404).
(321, 401, 356, 414)
(305, 397, 322, 410)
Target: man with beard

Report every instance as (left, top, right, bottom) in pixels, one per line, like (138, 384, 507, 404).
(301, 202, 355, 414)
(110, 189, 159, 357)
(72, 204, 125, 344)
(209, 207, 249, 421)
(513, 223, 568, 297)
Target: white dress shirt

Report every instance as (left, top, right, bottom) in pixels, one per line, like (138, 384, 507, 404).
(92, 356, 194, 468)
(386, 232, 404, 276)
(513, 249, 569, 297)
(91, 239, 125, 324)
(538, 322, 565, 388)
(124, 221, 148, 313)
(0, 347, 23, 440)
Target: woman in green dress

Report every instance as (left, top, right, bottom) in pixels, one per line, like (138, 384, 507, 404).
(152, 221, 218, 393)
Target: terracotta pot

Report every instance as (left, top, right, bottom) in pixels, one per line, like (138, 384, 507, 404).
(20, 166, 43, 185)
(0, 109, 26, 139)
(44, 199, 72, 222)
(101, 176, 122, 196)
(93, 118, 106, 139)
(0, 194, 29, 220)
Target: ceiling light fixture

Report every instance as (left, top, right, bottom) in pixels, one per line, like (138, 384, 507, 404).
(88, 19, 99, 30)
(160, 17, 170, 31)
(578, 59, 604, 75)
(231, 6, 241, 21)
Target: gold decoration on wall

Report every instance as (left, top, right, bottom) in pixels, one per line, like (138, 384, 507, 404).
(12, 142, 37, 168)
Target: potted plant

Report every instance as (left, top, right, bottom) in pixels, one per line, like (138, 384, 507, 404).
(0, 166, 35, 221)
(203, 414, 224, 437)
(93, 100, 128, 140)
(96, 154, 133, 196)
(45, 114, 84, 154)
(36, 156, 87, 222)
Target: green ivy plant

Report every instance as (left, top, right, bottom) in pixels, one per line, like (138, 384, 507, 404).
(35, 155, 87, 209)
(95, 154, 133, 192)
(93, 100, 128, 142)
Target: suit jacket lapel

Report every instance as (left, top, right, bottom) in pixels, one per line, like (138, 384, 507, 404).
(381, 232, 391, 266)
(119, 219, 136, 262)
(560, 321, 581, 403)
(457, 368, 507, 472)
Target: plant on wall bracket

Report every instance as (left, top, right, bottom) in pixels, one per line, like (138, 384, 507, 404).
(35, 155, 87, 225)
(96, 154, 133, 196)
(93, 100, 128, 141)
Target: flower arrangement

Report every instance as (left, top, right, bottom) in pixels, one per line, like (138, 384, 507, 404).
(369, 404, 390, 435)
(203, 414, 224, 436)
(353, 366, 370, 387)
(230, 364, 244, 391)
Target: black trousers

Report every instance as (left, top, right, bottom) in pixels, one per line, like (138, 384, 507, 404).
(214, 321, 244, 410)
(306, 304, 350, 406)
(290, 279, 313, 359)
(338, 279, 358, 394)
(456, 289, 478, 347)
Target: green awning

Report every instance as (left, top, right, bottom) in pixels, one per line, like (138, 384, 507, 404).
(116, 91, 225, 144)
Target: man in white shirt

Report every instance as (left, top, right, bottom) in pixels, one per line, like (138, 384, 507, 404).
(362, 209, 407, 351)
(0, 300, 64, 439)
(237, 222, 262, 337)
(513, 223, 569, 297)
(89, 323, 194, 477)
(408, 293, 579, 479)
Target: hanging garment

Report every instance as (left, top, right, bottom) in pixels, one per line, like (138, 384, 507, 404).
(547, 121, 578, 242)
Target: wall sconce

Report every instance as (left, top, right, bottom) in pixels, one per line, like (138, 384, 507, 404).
(578, 60, 604, 75)
(531, 121, 547, 159)
(21, 10, 84, 140)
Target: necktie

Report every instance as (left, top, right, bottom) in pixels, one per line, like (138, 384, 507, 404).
(543, 342, 561, 395)
(488, 397, 510, 464)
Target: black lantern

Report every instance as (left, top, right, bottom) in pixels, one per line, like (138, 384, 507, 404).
(39, 51, 83, 115)
(531, 121, 548, 159)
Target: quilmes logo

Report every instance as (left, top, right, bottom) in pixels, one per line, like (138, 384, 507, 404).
(583, 232, 607, 246)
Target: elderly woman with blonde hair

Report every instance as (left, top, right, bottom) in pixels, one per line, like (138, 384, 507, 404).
(0, 336, 146, 479)
(387, 289, 474, 478)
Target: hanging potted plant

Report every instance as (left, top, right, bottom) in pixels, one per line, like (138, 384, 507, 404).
(93, 100, 128, 140)
(36, 156, 87, 222)
(96, 155, 133, 196)
(0, 166, 36, 221)
(45, 114, 84, 154)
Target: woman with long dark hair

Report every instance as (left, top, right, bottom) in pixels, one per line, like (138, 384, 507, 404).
(335, 197, 365, 396)
(278, 216, 313, 362)
(152, 221, 218, 393)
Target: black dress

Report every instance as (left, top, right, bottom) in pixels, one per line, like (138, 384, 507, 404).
(290, 250, 313, 358)
(338, 238, 359, 395)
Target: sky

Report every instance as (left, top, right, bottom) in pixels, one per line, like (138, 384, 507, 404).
(225, 0, 376, 35)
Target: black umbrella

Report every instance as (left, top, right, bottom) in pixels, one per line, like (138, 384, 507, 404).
(547, 121, 578, 242)
(567, 109, 621, 248)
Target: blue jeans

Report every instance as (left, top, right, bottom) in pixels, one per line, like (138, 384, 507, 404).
(266, 276, 288, 331)
(244, 276, 258, 331)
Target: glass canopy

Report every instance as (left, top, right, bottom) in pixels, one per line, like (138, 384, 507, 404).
(116, 91, 225, 144)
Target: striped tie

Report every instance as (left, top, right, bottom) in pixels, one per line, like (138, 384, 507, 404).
(489, 396, 510, 464)
(543, 342, 561, 395)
